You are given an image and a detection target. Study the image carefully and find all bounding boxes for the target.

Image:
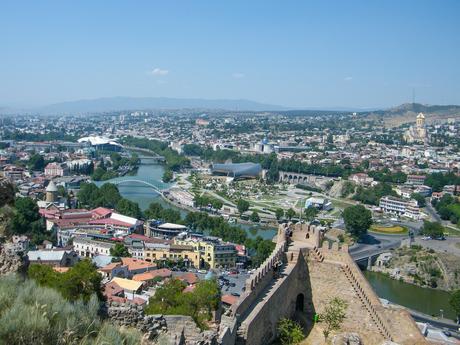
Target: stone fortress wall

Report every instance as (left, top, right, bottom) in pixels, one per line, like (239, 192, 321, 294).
(218, 223, 428, 345)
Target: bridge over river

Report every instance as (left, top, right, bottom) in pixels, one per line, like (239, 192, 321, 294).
(124, 146, 166, 163)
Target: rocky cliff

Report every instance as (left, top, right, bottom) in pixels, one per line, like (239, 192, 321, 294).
(0, 177, 27, 275)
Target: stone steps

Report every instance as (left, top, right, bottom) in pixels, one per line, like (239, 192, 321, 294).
(311, 246, 324, 262)
(341, 265, 392, 341)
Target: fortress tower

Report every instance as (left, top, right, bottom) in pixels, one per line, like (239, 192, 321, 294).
(45, 181, 58, 203)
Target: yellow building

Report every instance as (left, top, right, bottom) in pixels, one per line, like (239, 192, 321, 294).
(144, 243, 200, 268)
(173, 237, 237, 269)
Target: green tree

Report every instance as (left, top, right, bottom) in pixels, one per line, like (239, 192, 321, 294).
(145, 278, 220, 329)
(275, 208, 285, 220)
(410, 193, 426, 207)
(59, 259, 103, 302)
(343, 205, 372, 238)
(110, 243, 132, 257)
(286, 208, 296, 220)
(91, 166, 106, 181)
(77, 182, 100, 208)
(57, 185, 67, 197)
(237, 199, 250, 215)
(449, 290, 460, 323)
(145, 202, 164, 219)
(8, 197, 48, 244)
(28, 153, 45, 171)
(320, 297, 348, 340)
(250, 211, 260, 222)
(28, 259, 103, 302)
(420, 221, 444, 238)
(116, 198, 142, 218)
(162, 169, 174, 183)
(341, 181, 355, 198)
(98, 183, 122, 208)
(277, 318, 304, 345)
(304, 206, 319, 221)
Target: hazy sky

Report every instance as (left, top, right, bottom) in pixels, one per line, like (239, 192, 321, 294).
(1, 1, 459, 108)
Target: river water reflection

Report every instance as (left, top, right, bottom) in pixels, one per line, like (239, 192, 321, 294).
(364, 270, 455, 320)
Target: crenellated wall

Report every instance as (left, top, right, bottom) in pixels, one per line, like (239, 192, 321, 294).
(217, 222, 428, 345)
(230, 239, 286, 319)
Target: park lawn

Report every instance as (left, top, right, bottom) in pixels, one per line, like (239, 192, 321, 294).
(444, 225, 460, 237)
(370, 224, 408, 235)
(331, 199, 355, 210)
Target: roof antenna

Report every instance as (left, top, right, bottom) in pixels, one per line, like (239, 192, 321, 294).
(412, 88, 415, 105)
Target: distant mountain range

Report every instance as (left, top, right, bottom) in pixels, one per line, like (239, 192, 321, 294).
(28, 97, 290, 114)
(0, 98, 459, 118)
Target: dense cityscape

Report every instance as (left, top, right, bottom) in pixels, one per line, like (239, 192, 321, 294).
(1, 1, 460, 345)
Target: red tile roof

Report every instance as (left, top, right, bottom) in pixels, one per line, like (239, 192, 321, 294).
(121, 258, 156, 272)
(91, 207, 113, 218)
(104, 281, 124, 298)
(132, 269, 172, 281)
(177, 272, 198, 285)
(221, 294, 238, 306)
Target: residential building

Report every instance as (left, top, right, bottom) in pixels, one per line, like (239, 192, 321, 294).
(407, 175, 426, 185)
(174, 236, 237, 269)
(349, 173, 373, 186)
(27, 250, 79, 267)
(143, 243, 200, 267)
(379, 196, 421, 220)
(73, 238, 114, 257)
(44, 162, 69, 177)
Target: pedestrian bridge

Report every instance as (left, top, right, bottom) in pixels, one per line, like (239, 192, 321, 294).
(112, 179, 166, 194)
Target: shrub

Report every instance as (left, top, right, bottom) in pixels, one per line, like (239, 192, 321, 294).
(277, 318, 304, 345)
(0, 274, 141, 345)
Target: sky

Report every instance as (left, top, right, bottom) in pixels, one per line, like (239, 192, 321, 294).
(1, 0, 459, 109)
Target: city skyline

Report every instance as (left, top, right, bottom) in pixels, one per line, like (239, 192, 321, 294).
(1, 1, 460, 109)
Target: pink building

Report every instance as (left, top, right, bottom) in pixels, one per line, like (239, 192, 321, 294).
(44, 162, 68, 177)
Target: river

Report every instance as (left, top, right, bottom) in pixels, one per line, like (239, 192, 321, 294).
(98, 159, 276, 239)
(364, 270, 456, 320)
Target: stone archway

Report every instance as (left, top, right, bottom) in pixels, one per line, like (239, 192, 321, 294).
(295, 293, 305, 312)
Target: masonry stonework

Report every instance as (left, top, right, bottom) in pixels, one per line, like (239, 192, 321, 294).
(218, 223, 428, 345)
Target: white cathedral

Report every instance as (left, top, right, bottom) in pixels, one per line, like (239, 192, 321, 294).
(404, 112, 428, 144)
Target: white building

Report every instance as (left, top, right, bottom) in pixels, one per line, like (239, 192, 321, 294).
(73, 238, 114, 258)
(379, 196, 421, 220)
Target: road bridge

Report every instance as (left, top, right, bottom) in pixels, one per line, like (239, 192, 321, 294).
(124, 146, 166, 162)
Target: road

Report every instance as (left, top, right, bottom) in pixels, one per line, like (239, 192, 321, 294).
(426, 202, 442, 222)
(410, 309, 460, 340)
(349, 233, 403, 261)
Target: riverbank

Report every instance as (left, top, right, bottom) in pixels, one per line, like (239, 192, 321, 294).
(364, 270, 456, 320)
(370, 243, 460, 291)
